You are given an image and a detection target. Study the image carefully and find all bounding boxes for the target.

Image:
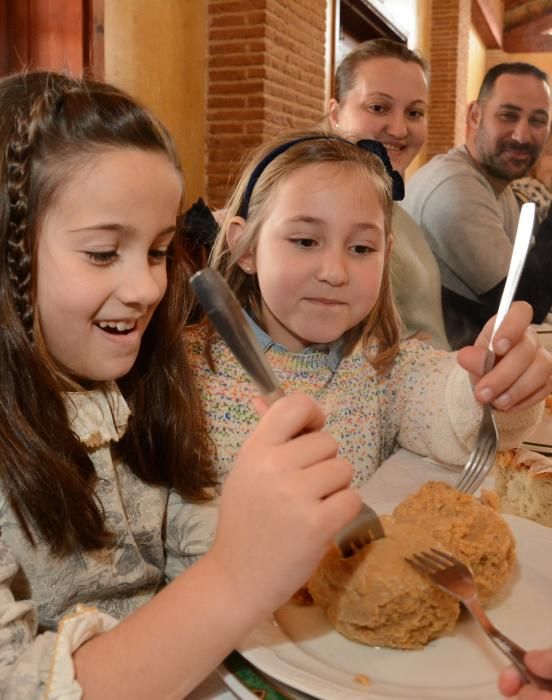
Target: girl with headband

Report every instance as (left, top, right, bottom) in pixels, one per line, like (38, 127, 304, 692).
(186, 131, 551, 491)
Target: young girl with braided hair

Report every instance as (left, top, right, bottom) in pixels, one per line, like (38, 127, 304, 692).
(0, 73, 360, 698)
(187, 131, 552, 491)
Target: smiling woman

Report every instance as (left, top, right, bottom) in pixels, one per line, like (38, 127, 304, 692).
(327, 39, 450, 350)
(329, 44, 428, 175)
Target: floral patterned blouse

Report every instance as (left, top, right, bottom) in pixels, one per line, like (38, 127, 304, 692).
(0, 384, 217, 699)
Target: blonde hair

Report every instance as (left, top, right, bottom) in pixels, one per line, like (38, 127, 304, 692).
(209, 130, 403, 371)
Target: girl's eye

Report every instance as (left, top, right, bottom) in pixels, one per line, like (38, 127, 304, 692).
(291, 238, 317, 248)
(409, 109, 425, 120)
(149, 248, 170, 262)
(85, 250, 118, 265)
(350, 244, 373, 255)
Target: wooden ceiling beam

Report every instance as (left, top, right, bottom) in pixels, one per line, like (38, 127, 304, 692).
(504, 0, 552, 31)
(471, 0, 503, 49)
(503, 10, 552, 52)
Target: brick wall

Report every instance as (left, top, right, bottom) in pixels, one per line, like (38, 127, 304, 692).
(207, 0, 326, 208)
(426, 0, 471, 159)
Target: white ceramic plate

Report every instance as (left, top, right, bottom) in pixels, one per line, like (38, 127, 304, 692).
(239, 514, 552, 700)
(215, 666, 261, 700)
(522, 411, 552, 455)
(535, 328, 552, 352)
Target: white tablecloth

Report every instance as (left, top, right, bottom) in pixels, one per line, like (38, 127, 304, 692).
(188, 449, 487, 699)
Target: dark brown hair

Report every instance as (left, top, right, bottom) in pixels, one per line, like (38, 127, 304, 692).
(0, 71, 216, 554)
(210, 130, 403, 371)
(477, 62, 549, 104)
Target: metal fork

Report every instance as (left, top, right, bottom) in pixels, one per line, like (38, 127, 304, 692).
(189, 268, 385, 555)
(334, 502, 385, 556)
(455, 202, 535, 495)
(406, 548, 552, 690)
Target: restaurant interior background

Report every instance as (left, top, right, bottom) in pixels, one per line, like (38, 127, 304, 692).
(0, 0, 551, 208)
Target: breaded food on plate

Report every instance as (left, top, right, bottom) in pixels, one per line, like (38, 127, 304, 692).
(308, 516, 460, 649)
(307, 481, 515, 649)
(393, 481, 515, 602)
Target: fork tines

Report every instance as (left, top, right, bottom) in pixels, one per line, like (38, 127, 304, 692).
(405, 548, 458, 575)
(455, 411, 498, 495)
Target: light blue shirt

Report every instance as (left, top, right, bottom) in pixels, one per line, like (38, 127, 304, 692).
(245, 311, 345, 372)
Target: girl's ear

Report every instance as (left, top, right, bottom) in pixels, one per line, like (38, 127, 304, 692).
(328, 98, 340, 129)
(226, 216, 256, 273)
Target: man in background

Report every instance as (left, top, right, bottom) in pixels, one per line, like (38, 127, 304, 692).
(404, 63, 552, 348)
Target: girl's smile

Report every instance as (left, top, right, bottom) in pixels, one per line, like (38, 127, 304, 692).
(36, 148, 183, 382)
(92, 317, 142, 346)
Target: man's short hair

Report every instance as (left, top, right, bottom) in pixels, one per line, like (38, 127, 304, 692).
(477, 62, 549, 104)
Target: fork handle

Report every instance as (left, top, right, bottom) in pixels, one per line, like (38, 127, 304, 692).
(489, 626, 552, 690)
(466, 599, 552, 690)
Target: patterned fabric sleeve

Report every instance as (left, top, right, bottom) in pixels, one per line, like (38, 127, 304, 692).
(164, 490, 219, 582)
(0, 540, 118, 699)
(511, 177, 552, 224)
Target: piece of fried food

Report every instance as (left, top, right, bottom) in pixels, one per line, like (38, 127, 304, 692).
(308, 517, 460, 649)
(393, 481, 515, 602)
(308, 482, 515, 649)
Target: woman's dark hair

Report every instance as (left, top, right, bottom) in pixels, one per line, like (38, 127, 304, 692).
(0, 71, 216, 554)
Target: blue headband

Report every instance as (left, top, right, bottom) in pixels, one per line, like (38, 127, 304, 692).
(238, 135, 405, 218)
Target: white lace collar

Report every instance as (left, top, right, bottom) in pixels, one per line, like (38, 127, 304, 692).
(64, 383, 131, 449)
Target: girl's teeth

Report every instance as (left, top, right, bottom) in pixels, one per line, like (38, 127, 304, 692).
(98, 321, 135, 331)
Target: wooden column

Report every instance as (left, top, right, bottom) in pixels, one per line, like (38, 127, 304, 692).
(1, 0, 85, 76)
(103, 0, 207, 204)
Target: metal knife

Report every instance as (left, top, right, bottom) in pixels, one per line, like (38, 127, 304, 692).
(190, 268, 284, 406)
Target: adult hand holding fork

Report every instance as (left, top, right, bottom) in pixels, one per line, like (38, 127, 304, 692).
(499, 649, 552, 699)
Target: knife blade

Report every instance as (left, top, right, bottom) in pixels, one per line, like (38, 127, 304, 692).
(190, 268, 285, 405)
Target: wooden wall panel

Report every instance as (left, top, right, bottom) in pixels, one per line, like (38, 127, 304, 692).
(6, 1, 30, 70)
(103, 0, 206, 203)
(2, 0, 85, 76)
(84, 0, 104, 78)
(0, 0, 8, 74)
(28, 0, 83, 73)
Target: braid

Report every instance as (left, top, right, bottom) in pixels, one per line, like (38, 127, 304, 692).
(6, 106, 34, 339)
(5, 90, 63, 340)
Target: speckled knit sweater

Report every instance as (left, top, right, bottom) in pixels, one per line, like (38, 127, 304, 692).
(186, 325, 542, 488)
